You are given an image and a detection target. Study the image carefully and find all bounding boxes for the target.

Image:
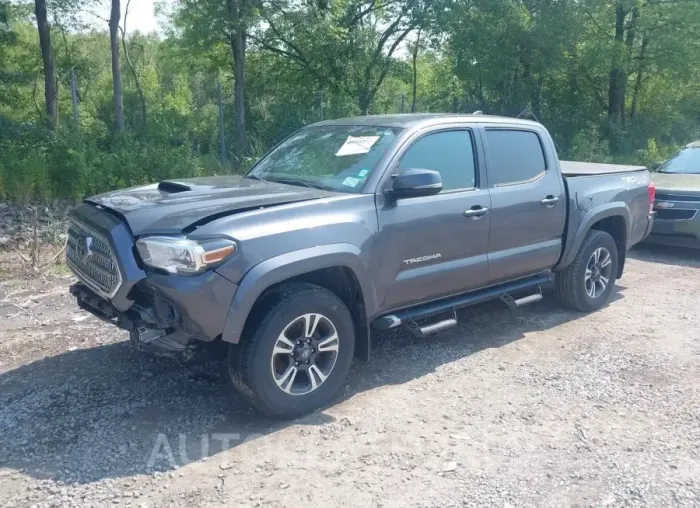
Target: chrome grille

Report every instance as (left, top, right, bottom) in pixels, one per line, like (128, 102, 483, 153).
(66, 218, 122, 297)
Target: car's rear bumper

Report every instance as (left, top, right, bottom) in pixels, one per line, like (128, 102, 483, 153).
(644, 233, 700, 249)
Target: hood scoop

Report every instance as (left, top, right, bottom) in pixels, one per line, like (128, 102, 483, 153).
(158, 180, 194, 193)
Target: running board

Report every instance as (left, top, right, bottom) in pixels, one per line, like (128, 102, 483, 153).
(372, 273, 553, 332)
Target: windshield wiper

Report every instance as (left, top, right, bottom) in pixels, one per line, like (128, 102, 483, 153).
(263, 176, 334, 191)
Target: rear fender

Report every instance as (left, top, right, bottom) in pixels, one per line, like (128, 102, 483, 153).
(557, 202, 630, 269)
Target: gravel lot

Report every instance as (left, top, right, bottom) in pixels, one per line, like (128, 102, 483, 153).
(1, 245, 699, 508)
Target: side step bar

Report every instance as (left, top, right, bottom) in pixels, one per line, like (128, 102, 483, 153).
(403, 309, 459, 337)
(372, 273, 553, 333)
(513, 293, 543, 306)
(419, 317, 458, 335)
(501, 287, 543, 308)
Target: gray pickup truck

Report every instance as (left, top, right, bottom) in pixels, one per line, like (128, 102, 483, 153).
(67, 114, 655, 418)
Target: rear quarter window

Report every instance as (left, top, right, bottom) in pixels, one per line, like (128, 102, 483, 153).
(485, 130, 547, 186)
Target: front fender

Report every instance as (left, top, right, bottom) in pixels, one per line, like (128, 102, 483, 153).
(221, 243, 375, 344)
(557, 202, 631, 269)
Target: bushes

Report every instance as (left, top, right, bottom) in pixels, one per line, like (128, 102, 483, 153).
(0, 120, 685, 202)
(0, 123, 222, 201)
(561, 125, 682, 169)
(564, 127, 613, 163)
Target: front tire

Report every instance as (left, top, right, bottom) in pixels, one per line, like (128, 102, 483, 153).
(556, 230, 619, 312)
(229, 283, 355, 419)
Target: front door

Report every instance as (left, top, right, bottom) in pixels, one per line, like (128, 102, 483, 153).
(482, 126, 566, 282)
(376, 128, 492, 312)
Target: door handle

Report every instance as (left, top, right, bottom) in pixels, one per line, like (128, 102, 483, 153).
(540, 196, 560, 206)
(464, 206, 489, 218)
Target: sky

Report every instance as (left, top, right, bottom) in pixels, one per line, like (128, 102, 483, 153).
(92, 0, 171, 35)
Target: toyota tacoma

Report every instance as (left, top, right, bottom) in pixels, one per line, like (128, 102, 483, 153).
(67, 114, 655, 418)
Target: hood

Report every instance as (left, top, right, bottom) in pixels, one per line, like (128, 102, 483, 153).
(651, 172, 700, 196)
(86, 175, 340, 235)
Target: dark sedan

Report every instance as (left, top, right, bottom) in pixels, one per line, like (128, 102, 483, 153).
(647, 141, 700, 248)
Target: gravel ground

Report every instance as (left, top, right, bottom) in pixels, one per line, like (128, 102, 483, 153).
(1, 245, 699, 508)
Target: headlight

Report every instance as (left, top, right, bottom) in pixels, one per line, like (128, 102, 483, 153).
(135, 237, 237, 275)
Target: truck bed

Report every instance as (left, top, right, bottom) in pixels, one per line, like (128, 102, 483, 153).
(561, 160, 646, 176)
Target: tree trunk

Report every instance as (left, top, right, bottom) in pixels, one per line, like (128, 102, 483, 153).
(34, 0, 57, 128)
(230, 0, 246, 159)
(358, 89, 370, 116)
(619, 7, 639, 125)
(607, 3, 626, 125)
(531, 75, 544, 122)
(411, 29, 421, 113)
(630, 35, 648, 123)
(233, 31, 246, 158)
(110, 0, 125, 133)
(121, 0, 147, 126)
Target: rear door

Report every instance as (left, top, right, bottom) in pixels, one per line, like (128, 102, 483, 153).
(482, 125, 566, 282)
(375, 126, 492, 311)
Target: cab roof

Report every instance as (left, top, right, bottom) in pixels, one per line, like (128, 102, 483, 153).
(314, 113, 542, 130)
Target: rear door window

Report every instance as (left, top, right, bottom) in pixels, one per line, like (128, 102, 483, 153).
(485, 130, 546, 186)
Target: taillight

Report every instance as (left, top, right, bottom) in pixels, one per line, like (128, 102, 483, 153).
(648, 181, 656, 214)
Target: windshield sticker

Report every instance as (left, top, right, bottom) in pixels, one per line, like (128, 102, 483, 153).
(335, 136, 380, 156)
(342, 176, 361, 187)
(358, 169, 369, 178)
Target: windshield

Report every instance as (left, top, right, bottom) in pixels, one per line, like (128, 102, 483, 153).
(247, 125, 401, 193)
(658, 147, 700, 174)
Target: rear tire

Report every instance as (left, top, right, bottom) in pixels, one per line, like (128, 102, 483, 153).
(556, 230, 619, 312)
(228, 283, 355, 419)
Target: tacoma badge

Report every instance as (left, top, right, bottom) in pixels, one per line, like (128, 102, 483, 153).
(403, 253, 442, 265)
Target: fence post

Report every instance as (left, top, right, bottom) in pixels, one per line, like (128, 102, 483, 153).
(217, 81, 227, 166)
(71, 69, 79, 128)
(400, 94, 405, 114)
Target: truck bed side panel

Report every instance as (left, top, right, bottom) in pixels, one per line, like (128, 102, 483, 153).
(560, 160, 647, 176)
(557, 171, 650, 269)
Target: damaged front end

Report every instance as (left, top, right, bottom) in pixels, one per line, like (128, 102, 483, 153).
(67, 203, 238, 357)
(70, 283, 194, 356)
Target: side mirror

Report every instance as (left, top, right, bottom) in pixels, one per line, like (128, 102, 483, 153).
(386, 168, 442, 199)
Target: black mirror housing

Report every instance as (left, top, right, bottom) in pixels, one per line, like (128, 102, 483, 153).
(387, 168, 443, 199)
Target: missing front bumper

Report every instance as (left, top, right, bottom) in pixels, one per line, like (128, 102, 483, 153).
(71, 283, 136, 331)
(71, 283, 194, 356)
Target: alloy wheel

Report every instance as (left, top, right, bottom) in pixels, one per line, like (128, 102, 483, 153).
(585, 247, 612, 298)
(270, 313, 340, 395)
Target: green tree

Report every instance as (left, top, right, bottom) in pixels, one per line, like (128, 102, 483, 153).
(171, 0, 259, 160)
(254, 0, 436, 114)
